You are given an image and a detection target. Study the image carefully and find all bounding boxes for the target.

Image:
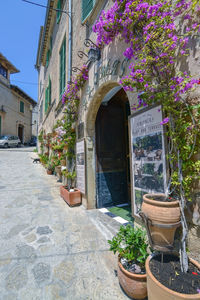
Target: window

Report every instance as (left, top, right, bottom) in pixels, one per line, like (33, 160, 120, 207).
(0, 63, 7, 78)
(46, 49, 50, 67)
(20, 101, 24, 113)
(0, 116, 1, 136)
(44, 77, 51, 113)
(82, 0, 95, 22)
(56, 0, 63, 23)
(59, 37, 66, 98)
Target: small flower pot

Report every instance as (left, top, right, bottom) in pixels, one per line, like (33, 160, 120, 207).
(118, 258, 147, 299)
(47, 169, 53, 175)
(60, 186, 82, 207)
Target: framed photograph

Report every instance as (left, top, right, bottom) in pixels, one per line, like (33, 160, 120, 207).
(129, 105, 167, 218)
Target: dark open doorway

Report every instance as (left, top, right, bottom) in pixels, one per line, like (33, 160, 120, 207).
(95, 88, 131, 208)
(18, 125, 24, 144)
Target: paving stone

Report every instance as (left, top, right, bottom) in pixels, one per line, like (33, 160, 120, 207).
(5, 224, 29, 239)
(15, 245, 37, 263)
(0, 254, 12, 267)
(24, 233, 37, 243)
(37, 236, 50, 244)
(32, 262, 51, 286)
(36, 226, 52, 235)
(5, 264, 28, 291)
(54, 261, 75, 285)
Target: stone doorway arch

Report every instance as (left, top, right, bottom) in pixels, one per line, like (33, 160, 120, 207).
(85, 81, 130, 209)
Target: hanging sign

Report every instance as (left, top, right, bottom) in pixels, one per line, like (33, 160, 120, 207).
(76, 139, 86, 194)
(129, 105, 167, 218)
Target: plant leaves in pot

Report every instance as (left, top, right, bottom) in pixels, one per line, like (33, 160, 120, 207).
(108, 225, 149, 299)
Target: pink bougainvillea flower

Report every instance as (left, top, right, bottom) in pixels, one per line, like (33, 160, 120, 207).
(160, 117, 169, 125)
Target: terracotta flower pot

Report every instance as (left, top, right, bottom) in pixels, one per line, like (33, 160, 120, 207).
(118, 259, 147, 300)
(141, 194, 181, 249)
(146, 255, 200, 300)
(60, 186, 82, 206)
(47, 169, 53, 175)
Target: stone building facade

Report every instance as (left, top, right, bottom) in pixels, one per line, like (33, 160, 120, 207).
(36, 0, 200, 261)
(0, 53, 36, 143)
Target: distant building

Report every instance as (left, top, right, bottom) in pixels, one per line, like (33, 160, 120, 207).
(31, 104, 38, 137)
(0, 53, 37, 143)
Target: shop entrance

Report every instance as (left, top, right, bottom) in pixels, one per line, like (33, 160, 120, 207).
(95, 89, 130, 208)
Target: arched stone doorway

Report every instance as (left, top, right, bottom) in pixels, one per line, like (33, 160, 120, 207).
(18, 124, 24, 144)
(85, 82, 131, 209)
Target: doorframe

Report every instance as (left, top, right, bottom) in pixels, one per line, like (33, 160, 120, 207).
(18, 124, 24, 144)
(85, 81, 131, 209)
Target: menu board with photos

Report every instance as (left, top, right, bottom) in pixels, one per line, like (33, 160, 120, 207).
(129, 105, 167, 217)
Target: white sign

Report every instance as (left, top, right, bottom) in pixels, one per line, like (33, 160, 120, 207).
(129, 105, 167, 217)
(76, 139, 85, 194)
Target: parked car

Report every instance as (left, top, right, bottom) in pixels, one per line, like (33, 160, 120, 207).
(0, 135, 21, 148)
(29, 136, 37, 146)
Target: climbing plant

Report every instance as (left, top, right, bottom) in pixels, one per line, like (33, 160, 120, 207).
(93, 0, 200, 272)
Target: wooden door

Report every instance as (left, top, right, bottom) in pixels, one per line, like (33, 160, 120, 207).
(18, 126, 23, 143)
(95, 96, 130, 208)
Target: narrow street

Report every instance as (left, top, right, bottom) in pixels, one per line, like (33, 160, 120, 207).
(0, 148, 128, 300)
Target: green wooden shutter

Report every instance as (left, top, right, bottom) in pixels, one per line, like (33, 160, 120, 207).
(50, 36, 53, 57)
(45, 88, 48, 113)
(20, 101, 24, 113)
(59, 37, 66, 98)
(56, 0, 61, 23)
(49, 77, 51, 106)
(82, 0, 94, 22)
(46, 50, 50, 67)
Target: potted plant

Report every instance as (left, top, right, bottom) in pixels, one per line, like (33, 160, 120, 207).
(145, 253, 200, 300)
(108, 225, 149, 299)
(46, 162, 54, 175)
(60, 171, 82, 206)
(141, 193, 181, 249)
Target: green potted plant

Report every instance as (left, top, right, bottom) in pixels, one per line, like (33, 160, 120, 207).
(46, 162, 54, 175)
(60, 170, 82, 206)
(108, 225, 149, 300)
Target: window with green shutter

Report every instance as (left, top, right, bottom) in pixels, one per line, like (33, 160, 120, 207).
(46, 50, 50, 67)
(82, 0, 95, 22)
(56, 0, 63, 23)
(48, 77, 51, 106)
(44, 77, 52, 114)
(59, 37, 66, 98)
(20, 101, 24, 113)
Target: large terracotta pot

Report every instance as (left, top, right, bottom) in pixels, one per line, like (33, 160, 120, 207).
(118, 259, 147, 300)
(146, 255, 200, 300)
(60, 186, 82, 207)
(141, 194, 181, 248)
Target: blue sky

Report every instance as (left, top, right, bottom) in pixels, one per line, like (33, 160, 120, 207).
(0, 0, 47, 102)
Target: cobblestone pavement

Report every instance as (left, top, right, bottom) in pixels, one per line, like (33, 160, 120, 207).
(0, 148, 130, 300)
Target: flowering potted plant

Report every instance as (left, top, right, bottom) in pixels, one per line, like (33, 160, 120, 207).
(108, 225, 149, 299)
